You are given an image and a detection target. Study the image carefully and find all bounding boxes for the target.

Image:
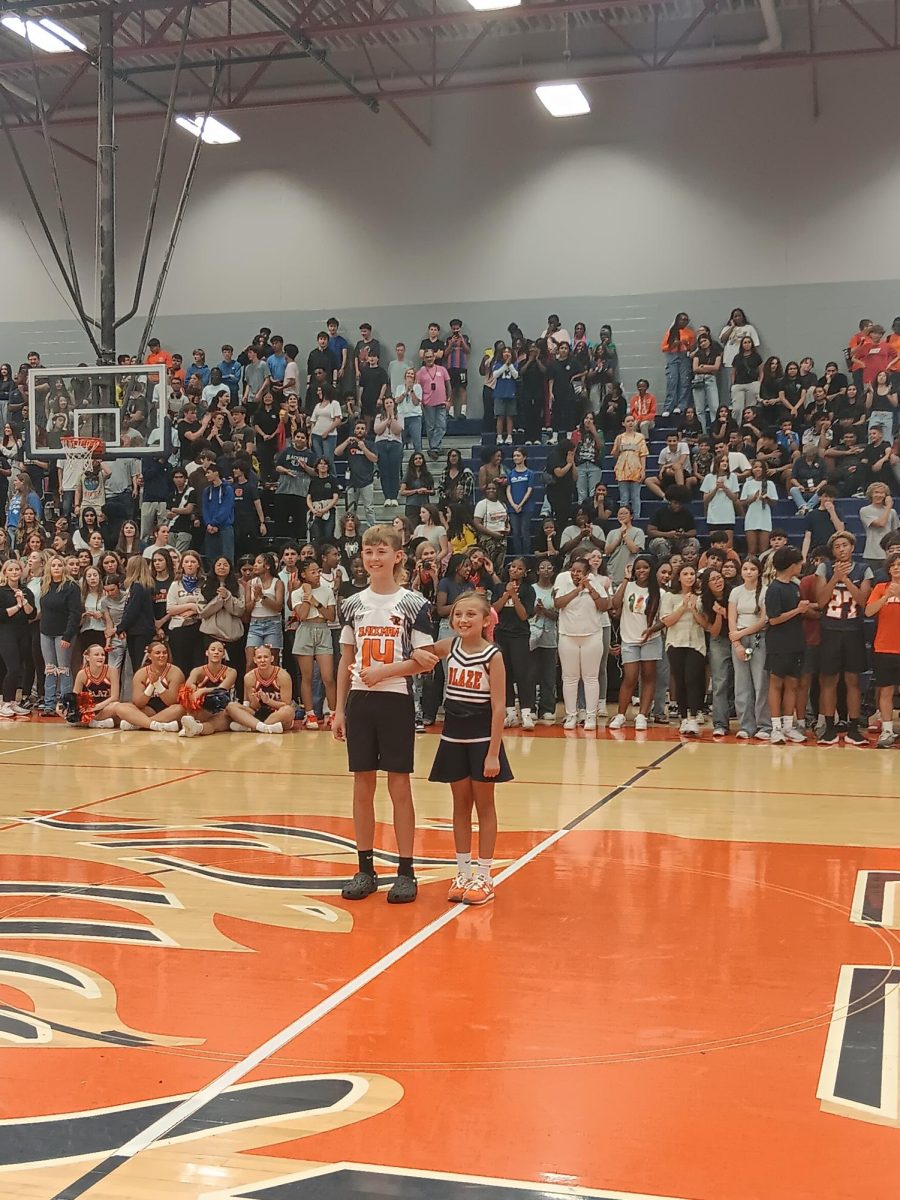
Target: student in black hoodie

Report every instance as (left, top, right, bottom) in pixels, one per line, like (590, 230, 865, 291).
(116, 555, 158, 671)
(39, 555, 81, 715)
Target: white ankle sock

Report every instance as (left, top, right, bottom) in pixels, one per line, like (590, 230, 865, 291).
(772, 716, 783, 730)
(455, 853, 472, 876)
(476, 858, 492, 880)
(783, 715, 794, 729)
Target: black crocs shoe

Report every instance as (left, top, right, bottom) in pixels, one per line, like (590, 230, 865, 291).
(386, 875, 418, 904)
(342, 871, 378, 900)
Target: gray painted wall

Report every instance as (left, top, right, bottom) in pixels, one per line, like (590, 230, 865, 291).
(2, 277, 897, 418)
(2, 55, 900, 411)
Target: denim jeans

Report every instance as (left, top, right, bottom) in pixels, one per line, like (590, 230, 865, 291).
(617, 480, 642, 520)
(423, 403, 447, 453)
(204, 526, 234, 565)
(508, 508, 532, 556)
(868, 411, 895, 442)
(789, 488, 820, 512)
(691, 374, 719, 430)
(347, 483, 376, 528)
(708, 635, 734, 731)
(376, 439, 403, 502)
(576, 462, 604, 504)
(730, 381, 760, 419)
(663, 351, 691, 414)
(312, 433, 337, 467)
(732, 634, 771, 735)
(40, 633, 72, 711)
(403, 416, 423, 454)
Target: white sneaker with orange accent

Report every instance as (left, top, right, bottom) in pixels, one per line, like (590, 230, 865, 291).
(447, 874, 471, 903)
(463, 877, 494, 906)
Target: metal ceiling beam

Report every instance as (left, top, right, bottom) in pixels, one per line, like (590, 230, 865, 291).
(656, 0, 718, 67)
(227, 0, 321, 107)
(16, 35, 900, 128)
(0, 0, 679, 72)
(833, 0, 893, 47)
(244, 0, 379, 110)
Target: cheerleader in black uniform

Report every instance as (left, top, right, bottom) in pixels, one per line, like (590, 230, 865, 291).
(178, 640, 238, 738)
(225, 644, 295, 734)
(65, 643, 120, 728)
(426, 591, 511, 904)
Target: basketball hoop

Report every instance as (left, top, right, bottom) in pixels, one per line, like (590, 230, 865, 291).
(61, 436, 105, 481)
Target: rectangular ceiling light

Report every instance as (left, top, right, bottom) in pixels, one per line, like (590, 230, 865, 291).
(0, 15, 87, 53)
(467, 0, 521, 10)
(175, 114, 241, 145)
(535, 82, 591, 117)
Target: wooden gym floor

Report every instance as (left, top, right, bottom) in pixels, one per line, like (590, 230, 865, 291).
(0, 719, 898, 1200)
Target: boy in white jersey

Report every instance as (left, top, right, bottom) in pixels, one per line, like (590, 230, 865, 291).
(333, 525, 435, 903)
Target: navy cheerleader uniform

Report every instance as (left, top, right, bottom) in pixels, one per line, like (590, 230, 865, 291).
(429, 638, 513, 784)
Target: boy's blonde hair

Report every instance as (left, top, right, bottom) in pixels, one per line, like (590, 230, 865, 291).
(362, 524, 407, 584)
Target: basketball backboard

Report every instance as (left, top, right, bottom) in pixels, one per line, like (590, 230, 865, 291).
(26, 365, 170, 459)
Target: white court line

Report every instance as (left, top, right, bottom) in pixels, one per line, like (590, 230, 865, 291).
(0, 728, 113, 760)
(0, 730, 115, 828)
(117, 820, 572, 1157)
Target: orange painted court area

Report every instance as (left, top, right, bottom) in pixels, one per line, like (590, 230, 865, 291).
(0, 725, 898, 1199)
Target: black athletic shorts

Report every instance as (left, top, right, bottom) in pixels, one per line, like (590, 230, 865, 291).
(873, 652, 900, 688)
(448, 368, 467, 389)
(801, 643, 820, 676)
(818, 627, 868, 677)
(345, 689, 415, 774)
(766, 649, 804, 679)
(146, 696, 166, 714)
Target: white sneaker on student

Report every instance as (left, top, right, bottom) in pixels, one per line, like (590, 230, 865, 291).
(583, 716, 597, 731)
(520, 709, 535, 730)
(229, 722, 250, 732)
(504, 708, 520, 728)
(562, 714, 578, 730)
(684, 718, 699, 736)
(180, 714, 203, 738)
(784, 726, 807, 743)
(736, 730, 750, 739)
(119, 720, 139, 731)
(608, 713, 626, 730)
(596, 702, 608, 718)
(753, 729, 771, 741)
(770, 728, 786, 744)
(634, 714, 648, 731)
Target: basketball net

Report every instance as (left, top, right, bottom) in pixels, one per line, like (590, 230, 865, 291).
(61, 436, 105, 482)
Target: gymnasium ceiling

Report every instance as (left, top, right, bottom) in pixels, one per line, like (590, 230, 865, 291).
(0, 0, 897, 130)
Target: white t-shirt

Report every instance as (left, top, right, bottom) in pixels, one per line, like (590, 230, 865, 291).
(730, 582, 768, 632)
(339, 586, 433, 694)
(290, 582, 334, 623)
(551, 571, 605, 637)
(727, 451, 751, 475)
(660, 591, 707, 653)
(310, 400, 342, 438)
(720, 323, 760, 366)
(395, 383, 423, 420)
(740, 478, 778, 531)
(474, 498, 508, 534)
(618, 581, 652, 644)
(658, 444, 689, 470)
(700, 473, 740, 524)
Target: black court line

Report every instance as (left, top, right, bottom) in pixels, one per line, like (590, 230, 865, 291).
(50, 742, 683, 1200)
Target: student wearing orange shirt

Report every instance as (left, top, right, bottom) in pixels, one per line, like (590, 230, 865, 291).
(146, 338, 174, 371)
(660, 312, 696, 417)
(851, 324, 900, 388)
(865, 551, 900, 748)
(629, 378, 657, 439)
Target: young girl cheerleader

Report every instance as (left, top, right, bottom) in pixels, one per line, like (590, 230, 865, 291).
(362, 590, 511, 906)
(226, 643, 295, 734)
(64, 642, 120, 728)
(178, 640, 238, 738)
(110, 640, 185, 731)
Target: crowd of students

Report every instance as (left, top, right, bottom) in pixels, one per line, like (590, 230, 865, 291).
(0, 308, 898, 749)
